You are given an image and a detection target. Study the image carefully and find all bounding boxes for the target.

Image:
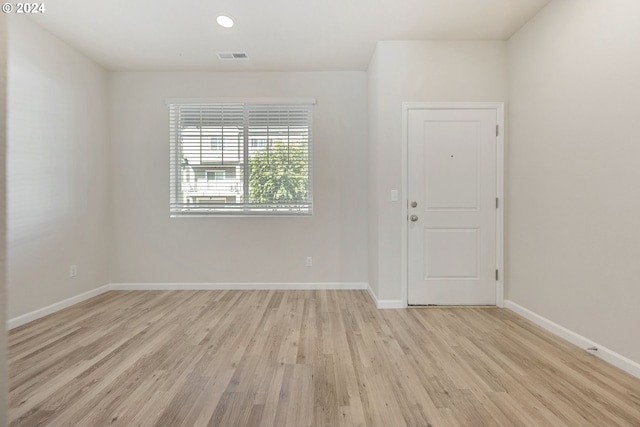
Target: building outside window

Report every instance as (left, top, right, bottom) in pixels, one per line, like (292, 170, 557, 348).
(169, 100, 314, 216)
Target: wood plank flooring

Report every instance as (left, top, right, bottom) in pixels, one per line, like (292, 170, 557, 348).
(8, 290, 640, 426)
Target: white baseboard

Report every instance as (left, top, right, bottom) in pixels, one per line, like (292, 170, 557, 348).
(366, 283, 377, 306)
(109, 282, 369, 291)
(376, 300, 405, 309)
(7, 282, 369, 330)
(366, 284, 405, 309)
(505, 299, 640, 379)
(8, 284, 112, 329)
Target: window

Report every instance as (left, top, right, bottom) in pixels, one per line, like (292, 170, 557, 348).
(206, 170, 225, 181)
(210, 136, 222, 150)
(250, 138, 267, 148)
(169, 100, 313, 216)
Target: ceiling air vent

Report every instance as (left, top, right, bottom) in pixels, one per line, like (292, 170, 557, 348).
(217, 52, 249, 60)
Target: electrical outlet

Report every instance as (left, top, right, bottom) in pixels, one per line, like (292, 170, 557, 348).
(305, 256, 313, 267)
(70, 265, 77, 277)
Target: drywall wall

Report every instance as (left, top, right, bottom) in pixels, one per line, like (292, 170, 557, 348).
(508, 0, 640, 364)
(367, 41, 508, 302)
(7, 18, 111, 319)
(367, 48, 380, 298)
(0, 13, 7, 426)
(109, 72, 368, 285)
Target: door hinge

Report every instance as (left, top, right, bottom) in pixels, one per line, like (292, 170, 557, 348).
(495, 269, 499, 281)
(496, 197, 499, 209)
(496, 125, 499, 137)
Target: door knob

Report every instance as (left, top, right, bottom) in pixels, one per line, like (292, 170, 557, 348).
(410, 201, 417, 208)
(410, 214, 419, 222)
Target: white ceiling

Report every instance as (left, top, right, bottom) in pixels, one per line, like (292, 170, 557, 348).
(28, 0, 551, 72)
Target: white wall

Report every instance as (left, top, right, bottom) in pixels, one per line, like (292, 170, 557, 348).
(508, 0, 640, 364)
(367, 41, 508, 302)
(7, 18, 111, 319)
(0, 13, 7, 426)
(109, 72, 368, 285)
(367, 48, 380, 298)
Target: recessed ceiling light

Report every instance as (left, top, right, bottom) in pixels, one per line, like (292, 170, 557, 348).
(216, 15, 234, 28)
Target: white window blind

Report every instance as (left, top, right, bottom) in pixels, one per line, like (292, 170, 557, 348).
(169, 101, 313, 216)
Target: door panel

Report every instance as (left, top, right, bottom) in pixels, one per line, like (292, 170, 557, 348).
(425, 228, 479, 279)
(425, 122, 479, 210)
(408, 109, 497, 305)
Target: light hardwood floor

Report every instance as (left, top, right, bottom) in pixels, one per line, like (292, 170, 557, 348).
(8, 290, 640, 426)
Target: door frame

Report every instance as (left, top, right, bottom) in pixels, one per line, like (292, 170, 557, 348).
(401, 102, 505, 308)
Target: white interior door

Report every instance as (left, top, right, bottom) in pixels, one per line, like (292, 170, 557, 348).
(407, 108, 497, 305)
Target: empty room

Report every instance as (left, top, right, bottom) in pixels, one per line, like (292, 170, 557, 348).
(2, 0, 640, 426)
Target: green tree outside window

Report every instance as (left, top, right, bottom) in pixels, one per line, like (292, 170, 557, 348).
(249, 141, 309, 206)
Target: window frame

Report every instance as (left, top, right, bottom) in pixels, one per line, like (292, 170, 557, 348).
(168, 98, 315, 218)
